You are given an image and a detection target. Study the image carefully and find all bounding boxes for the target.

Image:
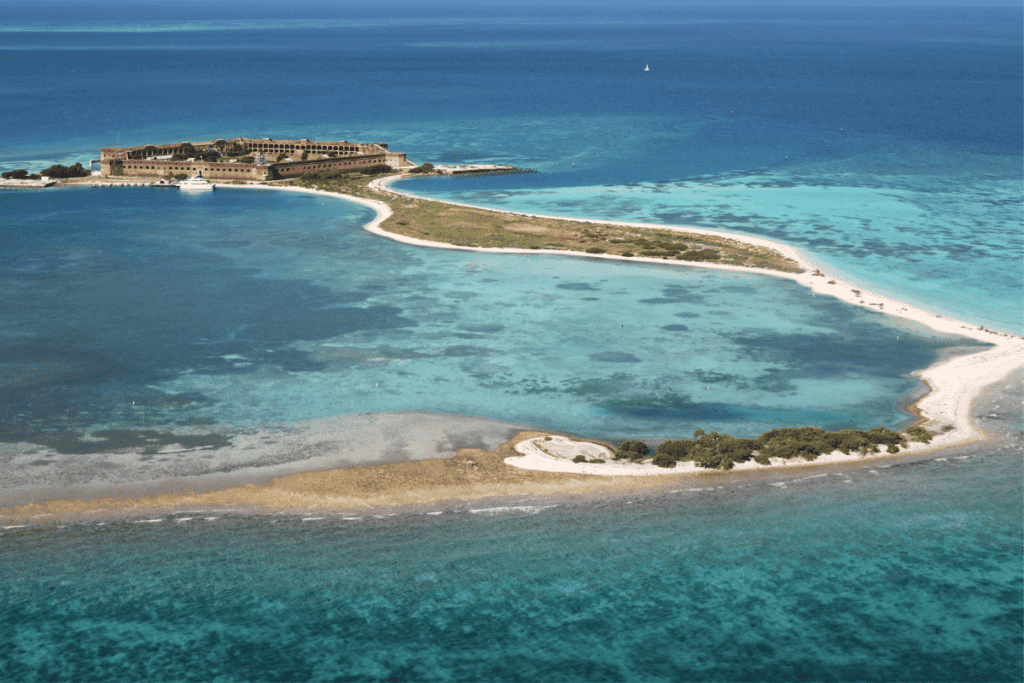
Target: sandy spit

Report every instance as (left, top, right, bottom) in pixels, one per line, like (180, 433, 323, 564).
(237, 179, 1024, 457)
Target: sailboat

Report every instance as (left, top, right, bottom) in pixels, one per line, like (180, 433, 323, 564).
(644, 63, 649, 71)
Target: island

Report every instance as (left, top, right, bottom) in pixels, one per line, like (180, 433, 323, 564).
(1, 136, 1021, 523)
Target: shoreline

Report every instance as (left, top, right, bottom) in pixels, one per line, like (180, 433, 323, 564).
(233, 179, 1023, 463)
(237, 178, 1024, 441)
(2, 178, 1021, 521)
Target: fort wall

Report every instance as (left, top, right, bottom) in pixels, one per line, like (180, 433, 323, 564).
(268, 154, 388, 179)
(100, 136, 409, 179)
(108, 159, 268, 180)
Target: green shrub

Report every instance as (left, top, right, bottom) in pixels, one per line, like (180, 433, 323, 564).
(629, 424, 909, 471)
(621, 252, 634, 257)
(1, 169, 28, 179)
(651, 452, 677, 468)
(573, 455, 587, 463)
(40, 162, 90, 179)
(654, 440, 694, 464)
(614, 440, 648, 461)
(589, 458, 605, 464)
(238, 156, 255, 164)
(906, 426, 932, 443)
(359, 164, 393, 175)
(585, 247, 606, 254)
(677, 249, 721, 262)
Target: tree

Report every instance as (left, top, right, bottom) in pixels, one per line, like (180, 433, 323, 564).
(420, 162, 435, 173)
(359, 164, 393, 175)
(41, 162, 90, 179)
(653, 440, 694, 467)
(2, 169, 28, 179)
(301, 151, 309, 161)
(614, 440, 649, 461)
(651, 452, 677, 468)
(238, 156, 255, 164)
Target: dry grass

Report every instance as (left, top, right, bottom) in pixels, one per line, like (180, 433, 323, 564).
(290, 173, 804, 273)
(0, 432, 679, 523)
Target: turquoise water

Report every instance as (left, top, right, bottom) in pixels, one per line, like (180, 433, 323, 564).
(1, 5, 1021, 680)
(3, 425, 1021, 681)
(396, 134, 1023, 335)
(1, 186, 981, 497)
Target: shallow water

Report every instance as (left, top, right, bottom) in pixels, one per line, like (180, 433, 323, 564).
(4, 399, 1020, 682)
(397, 138, 1023, 334)
(1, 6, 1021, 680)
(1, 186, 983, 495)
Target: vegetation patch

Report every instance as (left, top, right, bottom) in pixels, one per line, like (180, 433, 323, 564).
(633, 425, 913, 470)
(284, 173, 804, 272)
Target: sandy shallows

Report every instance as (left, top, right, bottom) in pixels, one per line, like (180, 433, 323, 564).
(0, 432, 691, 523)
(0, 412, 539, 508)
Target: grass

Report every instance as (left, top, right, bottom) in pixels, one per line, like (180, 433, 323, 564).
(274, 171, 805, 272)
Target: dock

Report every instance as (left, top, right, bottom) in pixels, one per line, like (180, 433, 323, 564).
(433, 164, 537, 177)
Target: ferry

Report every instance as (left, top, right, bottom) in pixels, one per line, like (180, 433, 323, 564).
(176, 176, 215, 191)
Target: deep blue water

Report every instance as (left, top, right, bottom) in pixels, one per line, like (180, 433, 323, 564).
(1, 5, 1021, 681)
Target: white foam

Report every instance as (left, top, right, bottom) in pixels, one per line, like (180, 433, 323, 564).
(302, 517, 326, 521)
(134, 519, 163, 524)
(2, 525, 27, 529)
(468, 505, 556, 516)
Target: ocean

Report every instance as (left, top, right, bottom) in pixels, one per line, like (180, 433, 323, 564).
(1, 4, 1021, 681)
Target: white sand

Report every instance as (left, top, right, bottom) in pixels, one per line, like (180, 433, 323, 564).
(222, 180, 1024, 476)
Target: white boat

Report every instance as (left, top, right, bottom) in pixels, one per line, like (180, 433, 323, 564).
(176, 176, 214, 191)
(644, 63, 649, 71)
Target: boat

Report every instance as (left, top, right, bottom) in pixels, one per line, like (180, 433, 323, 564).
(176, 176, 214, 191)
(644, 64, 649, 71)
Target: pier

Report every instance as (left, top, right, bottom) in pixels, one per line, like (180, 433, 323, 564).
(433, 164, 537, 177)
